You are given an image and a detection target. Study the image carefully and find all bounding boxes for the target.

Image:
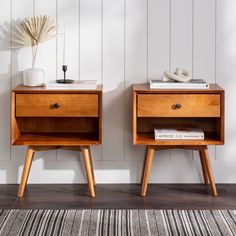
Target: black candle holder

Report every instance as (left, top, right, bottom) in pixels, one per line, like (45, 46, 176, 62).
(56, 65, 74, 83)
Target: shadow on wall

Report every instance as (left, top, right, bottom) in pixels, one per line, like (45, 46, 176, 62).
(0, 19, 30, 85)
(103, 82, 124, 131)
(41, 83, 138, 184)
(0, 15, 141, 184)
(0, 20, 25, 184)
(0, 21, 11, 51)
(0, 22, 13, 183)
(124, 83, 145, 157)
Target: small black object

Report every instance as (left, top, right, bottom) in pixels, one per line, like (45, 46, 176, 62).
(52, 103, 60, 109)
(56, 65, 74, 83)
(171, 103, 182, 110)
(50, 103, 60, 109)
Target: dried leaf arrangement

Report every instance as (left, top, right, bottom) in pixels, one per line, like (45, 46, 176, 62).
(12, 15, 57, 68)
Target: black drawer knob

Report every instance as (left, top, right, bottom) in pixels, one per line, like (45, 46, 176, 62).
(51, 103, 60, 109)
(171, 103, 182, 110)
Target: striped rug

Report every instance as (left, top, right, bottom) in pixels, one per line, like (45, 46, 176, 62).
(0, 209, 235, 235)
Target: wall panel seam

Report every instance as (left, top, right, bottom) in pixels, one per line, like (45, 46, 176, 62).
(55, 0, 58, 160)
(10, 0, 13, 161)
(169, 0, 172, 71)
(215, 0, 217, 160)
(124, 0, 126, 161)
(101, 0, 104, 160)
(146, 0, 148, 83)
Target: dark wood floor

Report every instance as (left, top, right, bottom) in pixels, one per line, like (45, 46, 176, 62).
(0, 184, 236, 209)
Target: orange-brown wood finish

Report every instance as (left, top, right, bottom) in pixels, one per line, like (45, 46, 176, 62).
(18, 147, 35, 197)
(11, 92, 21, 142)
(138, 94, 220, 118)
(88, 147, 96, 186)
(16, 94, 99, 117)
(133, 84, 224, 197)
(11, 85, 103, 198)
(199, 150, 209, 185)
(11, 85, 102, 146)
(202, 146, 218, 197)
(141, 145, 155, 197)
(82, 146, 95, 197)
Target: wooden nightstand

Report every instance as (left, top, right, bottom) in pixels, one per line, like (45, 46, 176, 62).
(11, 85, 102, 198)
(133, 84, 224, 197)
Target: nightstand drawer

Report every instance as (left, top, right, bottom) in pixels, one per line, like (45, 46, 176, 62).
(137, 94, 221, 117)
(16, 94, 99, 117)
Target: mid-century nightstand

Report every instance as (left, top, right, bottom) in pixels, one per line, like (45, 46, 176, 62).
(11, 85, 102, 198)
(133, 84, 224, 197)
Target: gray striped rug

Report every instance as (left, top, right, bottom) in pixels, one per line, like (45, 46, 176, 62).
(0, 209, 235, 236)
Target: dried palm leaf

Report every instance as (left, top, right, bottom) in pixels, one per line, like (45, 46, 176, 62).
(12, 15, 57, 67)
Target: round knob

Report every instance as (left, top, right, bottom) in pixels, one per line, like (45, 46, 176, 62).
(171, 103, 182, 110)
(51, 103, 60, 109)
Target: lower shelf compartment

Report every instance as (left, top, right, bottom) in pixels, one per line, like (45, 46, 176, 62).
(12, 132, 100, 146)
(135, 132, 223, 145)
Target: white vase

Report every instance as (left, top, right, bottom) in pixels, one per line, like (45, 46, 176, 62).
(23, 68, 45, 86)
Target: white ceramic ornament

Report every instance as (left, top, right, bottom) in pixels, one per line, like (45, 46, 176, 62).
(163, 68, 191, 82)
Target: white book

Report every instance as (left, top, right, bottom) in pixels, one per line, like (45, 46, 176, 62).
(45, 80, 97, 90)
(149, 79, 209, 89)
(154, 128, 204, 140)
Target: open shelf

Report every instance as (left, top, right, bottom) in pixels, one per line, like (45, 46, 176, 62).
(12, 117, 101, 146)
(13, 132, 100, 146)
(11, 86, 103, 147)
(133, 84, 224, 146)
(134, 117, 223, 145)
(135, 132, 223, 146)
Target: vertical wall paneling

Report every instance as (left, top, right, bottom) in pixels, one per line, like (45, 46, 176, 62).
(20, 159, 86, 184)
(0, 0, 235, 183)
(0, 0, 11, 160)
(216, 0, 236, 163)
(171, 0, 193, 71)
(192, 0, 216, 173)
(148, 0, 171, 167)
(148, 159, 201, 183)
(11, 0, 34, 88)
(57, 0, 79, 81)
(11, 0, 34, 165)
(79, 0, 102, 162)
(170, 0, 194, 163)
(193, 0, 216, 82)
(35, 0, 57, 84)
(34, 0, 57, 162)
(102, 0, 125, 160)
(94, 160, 139, 183)
(56, 0, 80, 160)
(124, 0, 147, 162)
(148, 0, 170, 80)
(80, 0, 102, 82)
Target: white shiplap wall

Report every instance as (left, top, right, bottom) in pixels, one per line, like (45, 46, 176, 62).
(0, 0, 235, 184)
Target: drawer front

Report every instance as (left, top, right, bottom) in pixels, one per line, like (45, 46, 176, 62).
(137, 94, 221, 117)
(16, 94, 99, 117)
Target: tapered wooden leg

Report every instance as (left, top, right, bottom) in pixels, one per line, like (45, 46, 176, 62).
(199, 150, 209, 185)
(88, 147, 96, 186)
(18, 148, 35, 197)
(140, 146, 148, 184)
(82, 146, 95, 197)
(141, 145, 155, 197)
(202, 146, 218, 197)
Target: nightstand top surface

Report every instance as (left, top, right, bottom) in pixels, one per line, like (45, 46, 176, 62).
(132, 83, 224, 93)
(13, 84, 103, 93)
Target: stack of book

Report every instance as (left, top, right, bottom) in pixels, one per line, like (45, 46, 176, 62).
(45, 80, 97, 90)
(154, 128, 204, 140)
(149, 79, 209, 89)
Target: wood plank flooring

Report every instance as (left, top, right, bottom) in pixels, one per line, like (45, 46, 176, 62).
(0, 184, 235, 209)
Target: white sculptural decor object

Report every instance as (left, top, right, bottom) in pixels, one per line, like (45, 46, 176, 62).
(163, 68, 191, 82)
(12, 15, 57, 86)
